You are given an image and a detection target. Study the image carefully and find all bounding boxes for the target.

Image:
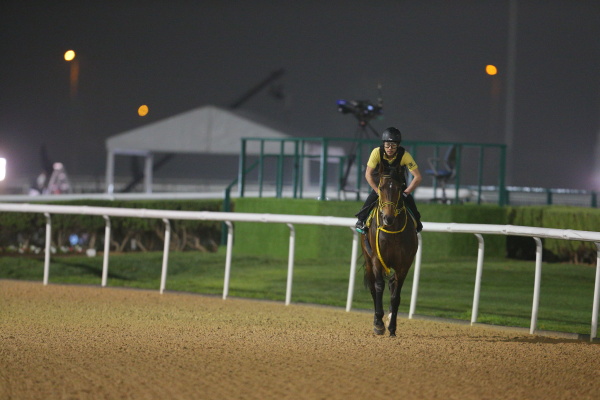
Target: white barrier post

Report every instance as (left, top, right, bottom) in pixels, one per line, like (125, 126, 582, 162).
(530, 237, 543, 334)
(101, 215, 111, 287)
(285, 224, 295, 306)
(159, 219, 171, 294)
(409, 233, 423, 319)
(43, 213, 51, 285)
(591, 242, 600, 341)
(471, 234, 485, 325)
(346, 229, 359, 312)
(223, 221, 234, 300)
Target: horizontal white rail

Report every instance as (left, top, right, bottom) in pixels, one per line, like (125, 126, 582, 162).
(0, 202, 355, 226)
(0, 202, 599, 340)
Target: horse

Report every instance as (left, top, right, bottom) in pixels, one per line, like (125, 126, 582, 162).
(360, 171, 419, 336)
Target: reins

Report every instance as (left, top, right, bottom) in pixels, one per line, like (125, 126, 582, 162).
(374, 176, 410, 274)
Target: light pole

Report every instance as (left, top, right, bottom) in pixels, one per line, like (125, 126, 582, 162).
(504, 0, 518, 187)
(63, 49, 81, 174)
(486, 64, 501, 137)
(64, 50, 79, 99)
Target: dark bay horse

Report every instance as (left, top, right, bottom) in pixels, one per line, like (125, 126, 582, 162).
(361, 172, 419, 336)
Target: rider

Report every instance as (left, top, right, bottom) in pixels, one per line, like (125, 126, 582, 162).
(354, 127, 423, 233)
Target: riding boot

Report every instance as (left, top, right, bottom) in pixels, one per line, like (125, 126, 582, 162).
(403, 193, 423, 232)
(355, 190, 379, 233)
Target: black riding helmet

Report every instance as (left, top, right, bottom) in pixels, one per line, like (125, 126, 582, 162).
(381, 127, 402, 143)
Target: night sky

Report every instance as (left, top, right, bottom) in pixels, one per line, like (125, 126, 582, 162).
(1, 1, 599, 192)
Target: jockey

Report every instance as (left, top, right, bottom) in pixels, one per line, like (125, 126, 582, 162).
(354, 127, 423, 233)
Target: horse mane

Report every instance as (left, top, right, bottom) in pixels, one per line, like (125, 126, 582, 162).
(386, 166, 405, 187)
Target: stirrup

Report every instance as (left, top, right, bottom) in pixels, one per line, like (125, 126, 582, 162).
(355, 220, 366, 234)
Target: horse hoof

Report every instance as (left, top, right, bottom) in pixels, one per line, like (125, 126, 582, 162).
(389, 332, 396, 337)
(374, 324, 385, 335)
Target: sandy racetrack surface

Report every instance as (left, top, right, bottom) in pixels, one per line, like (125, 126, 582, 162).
(2, 280, 600, 400)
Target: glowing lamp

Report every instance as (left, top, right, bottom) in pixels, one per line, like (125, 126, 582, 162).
(138, 105, 149, 117)
(486, 65, 498, 76)
(64, 50, 76, 62)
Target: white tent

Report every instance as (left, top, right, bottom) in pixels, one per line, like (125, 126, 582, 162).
(105, 105, 294, 193)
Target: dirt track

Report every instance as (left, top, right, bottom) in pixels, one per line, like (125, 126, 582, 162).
(2, 280, 600, 400)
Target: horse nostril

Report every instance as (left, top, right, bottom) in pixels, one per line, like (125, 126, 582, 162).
(383, 215, 394, 226)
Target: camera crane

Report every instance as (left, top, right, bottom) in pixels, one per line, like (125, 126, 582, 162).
(336, 84, 384, 192)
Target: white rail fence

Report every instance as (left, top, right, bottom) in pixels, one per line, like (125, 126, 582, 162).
(1, 203, 599, 340)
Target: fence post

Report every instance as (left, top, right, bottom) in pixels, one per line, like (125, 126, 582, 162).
(159, 219, 171, 294)
(346, 229, 360, 312)
(530, 237, 543, 334)
(237, 139, 247, 197)
(409, 233, 423, 319)
(43, 213, 51, 286)
(223, 221, 234, 300)
(285, 224, 296, 305)
(453, 145, 461, 204)
(498, 145, 507, 206)
(259, 140, 265, 197)
(101, 215, 111, 287)
(471, 234, 485, 325)
(319, 138, 328, 201)
(292, 141, 300, 199)
(591, 242, 600, 341)
(276, 140, 284, 198)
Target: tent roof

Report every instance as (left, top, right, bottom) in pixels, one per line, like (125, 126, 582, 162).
(106, 105, 294, 155)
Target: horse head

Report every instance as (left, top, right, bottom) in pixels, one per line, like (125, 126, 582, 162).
(378, 174, 404, 227)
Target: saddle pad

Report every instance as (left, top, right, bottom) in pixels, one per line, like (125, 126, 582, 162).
(365, 208, 376, 228)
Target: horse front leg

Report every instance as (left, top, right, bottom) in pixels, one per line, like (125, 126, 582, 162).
(387, 268, 409, 337)
(364, 257, 383, 335)
(371, 265, 386, 335)
(387, 274, 401, 337)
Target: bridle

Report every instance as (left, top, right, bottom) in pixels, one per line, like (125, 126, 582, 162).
(376, 175, 408, 234)
(374, 175, 410, 274)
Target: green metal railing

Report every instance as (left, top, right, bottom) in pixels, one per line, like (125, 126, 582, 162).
(231, 137, 507, 206)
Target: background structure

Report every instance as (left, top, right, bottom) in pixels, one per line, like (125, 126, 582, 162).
(1, 1, 599, 191)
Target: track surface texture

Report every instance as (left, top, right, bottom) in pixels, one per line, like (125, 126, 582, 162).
(2, 280, 600, 400)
